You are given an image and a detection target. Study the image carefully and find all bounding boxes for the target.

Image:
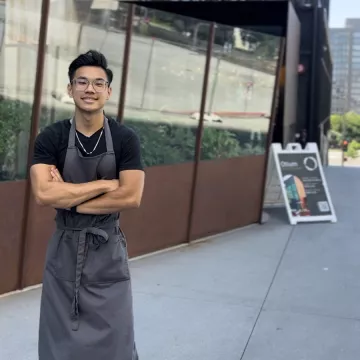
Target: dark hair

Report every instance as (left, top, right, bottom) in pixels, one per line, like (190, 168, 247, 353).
(68, 50, 113, 84)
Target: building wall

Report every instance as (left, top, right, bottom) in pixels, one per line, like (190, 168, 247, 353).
(294, 1, 332, 146)
(329, 28, 351, 113)
(330, 19, 360, 114)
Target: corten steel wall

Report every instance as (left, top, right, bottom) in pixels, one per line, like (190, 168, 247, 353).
(0, 181, 26, 294)
(122, 163, 194, 257)
(0, 2, 281, 294)
(190, 156, 266, 240)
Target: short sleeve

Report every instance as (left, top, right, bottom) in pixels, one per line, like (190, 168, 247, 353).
(118, 131, 144, 172)
(32, 128, 58, 166)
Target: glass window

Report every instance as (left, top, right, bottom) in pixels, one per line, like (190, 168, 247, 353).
(1, 0, 129, 181)
(352, 62, 360, 69)
(39, 2, 124, 127)
(0, 0, 43, 181)
(124, 9, 207, 167)
(200, 27, 280, 160)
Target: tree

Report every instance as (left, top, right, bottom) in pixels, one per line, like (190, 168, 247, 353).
(330, 113, 343, 133)
(330, 112, 360, 142)
(240, 30, 279, 59)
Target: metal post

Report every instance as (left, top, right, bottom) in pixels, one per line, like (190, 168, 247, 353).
(76, 23, 84, 54)
(192, 23, 200, 49)
(186, 23, 215, 243)
(308, 3, 319, 142)
(192, 22, 207, 50)
(140, 38, 155, 109)
(50, 46, 60, 125)
(17, 0, 51, 290)
(207, 55, 220, 114)
(16, 45, 22, 97)
(117, 3, 134, 123)
(257, 38, 285, 224)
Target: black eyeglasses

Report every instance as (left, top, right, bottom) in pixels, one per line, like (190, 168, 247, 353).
(72, 77, 109, 93)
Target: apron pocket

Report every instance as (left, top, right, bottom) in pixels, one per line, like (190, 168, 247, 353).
(51, 229, 130, 284)
(82, 232, 131, 284)
(52, 230, 79, 282)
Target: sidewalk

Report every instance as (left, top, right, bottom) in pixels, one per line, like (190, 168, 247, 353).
(1, 166, 359, 360)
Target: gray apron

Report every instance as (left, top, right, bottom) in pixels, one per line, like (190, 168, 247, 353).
(38, 118, 139, 360)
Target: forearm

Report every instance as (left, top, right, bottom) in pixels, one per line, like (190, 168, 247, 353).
(34, 180, 112, 209)
(76, 187, 140, 215)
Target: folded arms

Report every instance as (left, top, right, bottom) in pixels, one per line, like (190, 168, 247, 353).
(30, 164, 145, 214)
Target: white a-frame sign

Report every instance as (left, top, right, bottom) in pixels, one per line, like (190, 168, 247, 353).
(271, 143, 337, 225)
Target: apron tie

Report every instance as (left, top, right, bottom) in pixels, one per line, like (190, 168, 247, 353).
(66, 227, 110, 331)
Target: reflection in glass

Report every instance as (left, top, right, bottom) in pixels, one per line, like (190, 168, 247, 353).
(124, 9, 212, 167)
(0, 0, 127, 182)
(201, 26, 281, 160)
(0, 0, 42, 181)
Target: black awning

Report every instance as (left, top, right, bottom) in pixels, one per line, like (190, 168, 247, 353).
(128, 1, 290, 37)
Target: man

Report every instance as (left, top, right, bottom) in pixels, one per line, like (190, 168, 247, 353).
(30, 50, 145, 360)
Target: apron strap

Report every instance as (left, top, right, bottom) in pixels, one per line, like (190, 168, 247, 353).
(68, 117, 76, 149)
(68, 117, 113, 153)
(103, 117, 114, 153)
(69, 227, 110, 331)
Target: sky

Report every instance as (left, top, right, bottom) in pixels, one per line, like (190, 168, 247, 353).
(329, 0, 360, 27)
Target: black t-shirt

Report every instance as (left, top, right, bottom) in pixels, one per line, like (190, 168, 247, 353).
(32, 118, 144, 175)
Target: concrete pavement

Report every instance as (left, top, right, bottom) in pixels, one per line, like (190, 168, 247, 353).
(1, 166, 359, 360)
(328, 149, 360, 167)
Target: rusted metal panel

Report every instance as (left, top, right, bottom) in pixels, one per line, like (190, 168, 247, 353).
(0, 181, 26, 294)
(121, 162, 194, 257)
(21, 203, 55, 288)
(190, 155, 266, 241)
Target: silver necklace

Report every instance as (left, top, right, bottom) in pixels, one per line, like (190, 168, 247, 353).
(75, 128, 104, 155)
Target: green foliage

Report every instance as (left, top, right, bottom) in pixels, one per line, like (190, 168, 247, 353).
(0, 100, 30, 155)
(352, 140, 360, 150)
(330, 114, 343, 133)
(0, 98, 266, 181)
(240, 30, 279, 59)
(125, 121, 195, 167)
(201, 127, 241, 160)
(346, 140, 359, 158)
(330, 112, 360, 142)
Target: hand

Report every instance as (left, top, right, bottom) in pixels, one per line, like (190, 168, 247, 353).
(50, 166, 64, 182)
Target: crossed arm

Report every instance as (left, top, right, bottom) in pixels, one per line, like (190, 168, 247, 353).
(30, 164, 145, 214)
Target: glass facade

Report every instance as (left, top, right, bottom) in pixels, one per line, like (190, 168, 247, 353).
(0, 1, 280, 179)
(0, 0, 44, 181)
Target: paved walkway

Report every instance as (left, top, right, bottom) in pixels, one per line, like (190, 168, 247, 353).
(1, 166, 359, 360)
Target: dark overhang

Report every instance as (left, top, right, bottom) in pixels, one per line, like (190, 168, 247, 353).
(128, 1, 292, 37)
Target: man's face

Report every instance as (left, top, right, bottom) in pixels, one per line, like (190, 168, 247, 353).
(68, 66, 112, 113)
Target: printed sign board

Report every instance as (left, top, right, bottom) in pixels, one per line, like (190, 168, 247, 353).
(270, 142, 337, 225)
